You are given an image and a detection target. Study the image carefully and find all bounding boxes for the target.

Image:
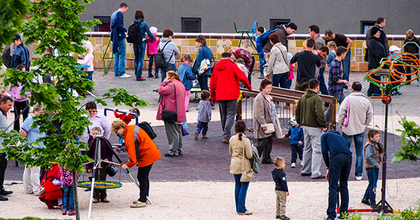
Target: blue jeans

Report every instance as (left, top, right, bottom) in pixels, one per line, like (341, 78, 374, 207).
(195, 121, 209, 135)
(290, 144, 303, 163)
(318, 67, 329, 95)
(233, 174, 249, 213)
(362, 167, 379, 206)
(197, 74, 209, 91)
(327, 153, 352, 220)
(272, 73, 288, 88)
(259, 52, 265, 77)
(341, 50, 351, 89)
(325, 93, 345, 127)
(63, 185, 75, 212)
(342, 132, 365, 177)
(114, 39, 126, 77)
(133, 41, 147, 79)
(160, 63, 176, 83)
(84, 71, 94, 80)
(148, 54, 159, 76)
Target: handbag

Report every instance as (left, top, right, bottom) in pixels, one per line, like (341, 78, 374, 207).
(106, 164, 118, 177)
(343, 97, 350, 126)
(276, 45, 290, 79)
(181, 121, 189, 136)
(263, 123, 275, 134)
(161, 83, 178, 123)
(198, 48, 211, 75)
(240, 144, 255, 182)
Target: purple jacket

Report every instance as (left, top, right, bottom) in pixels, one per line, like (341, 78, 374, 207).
(9, 82, 30, 102)
(156, 80, 186, 123)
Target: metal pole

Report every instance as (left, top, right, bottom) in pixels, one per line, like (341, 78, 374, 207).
(380, 101, 389, 212)
(88, 129, 102, 218)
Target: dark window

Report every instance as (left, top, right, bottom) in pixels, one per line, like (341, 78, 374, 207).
(94, 16, 111, 32)
(269, 19, 290, 30)
(181, 18, 201, 33)
(360, 20, 376, 34)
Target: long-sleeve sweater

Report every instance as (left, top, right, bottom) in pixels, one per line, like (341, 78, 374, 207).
(321, 131, 352, 169)
(272, 168, 288, 192)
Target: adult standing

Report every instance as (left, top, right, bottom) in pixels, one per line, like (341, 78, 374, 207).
(324, 30, 353, 90)
(2, 45, 12, 68)
(210, 52, 252, 144)
(158, 29, 180, 83)
(367, 27, 387, 97)
(338, 81, 373, 180)
(229, 48, 255, 85)
(266, 34, 289, 89)
(290, 38, 321, 91)
(131, 10, 156, 81)
(113, 120, 161, 208)
(263, 22, 297, 53)
(9, 67, 30, 132)
(192, 35, 213, 91)
(0, 96, 13, 201)
(229, 120, 253, 215)
(296, 79, 327, 179)
(366, 17, 389, 54)
(403, 29, 420, 82)
(321, 130, 352, 220)
(253, 79, 282, 163)
(157, 71, 186, 157)
(10, 34, 30, 70)
(309, 25, 329, 96)
(79, 101, 111, 143)
(111, 2, 130, 78)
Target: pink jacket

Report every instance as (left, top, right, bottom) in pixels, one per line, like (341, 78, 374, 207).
(156, 80, 187, 123)
(77, 52, 94, 71)
(147, 35, 160, 55)
(9, 82, 30, 102)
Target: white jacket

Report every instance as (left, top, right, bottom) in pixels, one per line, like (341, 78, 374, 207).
(338, 92, 373, 135)
(267, 42, 289, 76)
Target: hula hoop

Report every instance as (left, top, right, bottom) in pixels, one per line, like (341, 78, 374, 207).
(78, 181, 122, 189)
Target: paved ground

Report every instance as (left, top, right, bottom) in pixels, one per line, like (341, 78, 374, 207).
(4, 69, 420, 185)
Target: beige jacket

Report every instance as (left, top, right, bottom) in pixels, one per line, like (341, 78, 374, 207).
(267, 42, 289, 77)
(229, 133, 253, 175)
(338, 92, 373, 136)
(253, 92, 282, 139)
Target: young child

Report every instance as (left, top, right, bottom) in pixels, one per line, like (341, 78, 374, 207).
(281, 116, 303, 168)
(114, 108, 140, 146)
(361, 129, 383, 208)
(194, 90, 211, 140)
(326, 41, 337, 69)
(147, 26, 160, 78)
(60, 146, 77, 216)
(77, 45, 94, 80)
(403, 29, 420, 82)
(236, 58, 249, 88)
(272, 156, 290, 220)
(177, 54, 196, 111)
(388, 45, 404, 95)
(255, 26, 266, 79)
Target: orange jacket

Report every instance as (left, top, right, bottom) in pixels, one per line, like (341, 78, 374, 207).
(124, 125, 161, 168)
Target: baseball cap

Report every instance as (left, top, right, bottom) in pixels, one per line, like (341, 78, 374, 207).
(12, 34, 21, 42)
(286, 22, 297, 31)
(389, 45, 401, 52)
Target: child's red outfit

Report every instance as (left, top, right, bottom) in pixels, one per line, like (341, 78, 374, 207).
(39, 162, 62, 209)
(114, 110, 134, 125)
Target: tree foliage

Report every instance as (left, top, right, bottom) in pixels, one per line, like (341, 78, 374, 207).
(393, 117, 420, 162)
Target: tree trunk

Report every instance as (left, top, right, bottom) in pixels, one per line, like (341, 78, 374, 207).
(73, 170, 80, 220)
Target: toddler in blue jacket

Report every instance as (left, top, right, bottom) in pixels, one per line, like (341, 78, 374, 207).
(281, 116, 304, 168)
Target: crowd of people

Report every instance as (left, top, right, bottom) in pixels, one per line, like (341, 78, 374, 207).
(0, 2, 418, 218)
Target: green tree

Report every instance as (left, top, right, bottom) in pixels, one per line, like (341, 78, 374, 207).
(394, 117, 420, 162)
(0, 0, 148, 219)
(0, 0, 28, 57)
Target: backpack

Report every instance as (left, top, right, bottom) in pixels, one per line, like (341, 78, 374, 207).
(127, 20, 143, 44)
(257, 28, 282, 50)
(137, 121, 157, 140)
(155, 41, 174, 69)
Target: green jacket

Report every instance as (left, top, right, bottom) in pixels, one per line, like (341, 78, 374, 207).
(296, 89, 327, 127)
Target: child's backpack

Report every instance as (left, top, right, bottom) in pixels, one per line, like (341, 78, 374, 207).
(127, 20, 143, 44)
(155, 41, 173, 69)
(257, 28, 282, 51)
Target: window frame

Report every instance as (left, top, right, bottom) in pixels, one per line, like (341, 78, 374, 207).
(181, 17, 202, 33)
(360, 20, 376, 34)
(269, 19, 290, 30)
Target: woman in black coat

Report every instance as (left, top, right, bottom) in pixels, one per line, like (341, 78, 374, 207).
(367, 27, 387, 96)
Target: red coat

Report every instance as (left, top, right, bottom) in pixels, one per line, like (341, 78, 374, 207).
(114, 110, 134, 124)
(156, 80, 187, 123)
(210, 58, 252, 103)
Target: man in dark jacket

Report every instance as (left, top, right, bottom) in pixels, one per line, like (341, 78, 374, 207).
(367, 27, 387, 96)
(321, 130, 352, 220)
(263, 22, 297, 53)
(10, 34, 30, 70)
(366, 17, 389, 54)
(1, 45, 12, 68)
(111, 2, 130, 78)
(403, 29, 420, 81)
(296, 79, 327, 179)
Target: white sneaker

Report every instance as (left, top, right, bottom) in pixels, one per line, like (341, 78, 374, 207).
(356, 176, 363, 181)
(301, 161, 303, 166)
(130, 201, 146, 208)
(291, 163, 296, 168)
(120, 74, 131, 78)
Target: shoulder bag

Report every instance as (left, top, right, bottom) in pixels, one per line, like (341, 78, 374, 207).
(240, 143, 255, 182)
(198, 48, 211, 75)
(264, 123, 275, 134)
(276, 45, 290, 79)
(161, 83, 178, 123)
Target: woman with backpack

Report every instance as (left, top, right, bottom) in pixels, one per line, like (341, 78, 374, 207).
(192, 35, 213, 91)
(158, 29, 180, 83)
(130, 10, 156, 81)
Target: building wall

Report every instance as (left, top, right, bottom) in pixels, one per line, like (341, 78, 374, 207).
(80, 0, 420, 35)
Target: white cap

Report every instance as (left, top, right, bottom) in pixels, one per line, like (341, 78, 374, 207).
(150, 26, 158, 35)
(389, 45, 400, 52)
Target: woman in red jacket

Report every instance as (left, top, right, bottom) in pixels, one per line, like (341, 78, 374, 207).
(112, 120, 161, 208)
